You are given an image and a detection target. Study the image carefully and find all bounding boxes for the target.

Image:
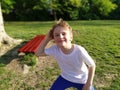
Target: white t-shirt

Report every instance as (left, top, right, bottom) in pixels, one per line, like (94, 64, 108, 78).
(45, 44, 95, 84)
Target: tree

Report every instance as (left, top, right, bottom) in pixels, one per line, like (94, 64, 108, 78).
(93, 0, 117, 16)
(79, 0, 117, 20)
(55, 0, 82, 20)
(109, 0, 120, 19)
(0, 2, 21, 48)
(47, 0, 60, 20)
(1, 0, 118, 21)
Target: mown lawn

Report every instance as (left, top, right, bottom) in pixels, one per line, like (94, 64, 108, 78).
(0, 20, 120, 90)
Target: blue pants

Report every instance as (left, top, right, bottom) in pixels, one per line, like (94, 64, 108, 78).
(50, 76, 94, 90)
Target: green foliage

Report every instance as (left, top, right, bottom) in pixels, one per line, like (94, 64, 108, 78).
(1, 0, 119, 20)
(12, 0, 50, 21)
(21, 53, 37, 66)
(56, 0, 82, 20)
(79, 0, 117, 19)
(70, 0, 81, 8)
(108, 0, 120, 19)
(93, 0, 117, 15)
(70, 9, 79, 20)
(1, 0, 15, 14)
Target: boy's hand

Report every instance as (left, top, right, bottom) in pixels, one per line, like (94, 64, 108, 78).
(82, 84, 92, 90)
(46, 29, 54, 41)
(35, 29, 54, 57)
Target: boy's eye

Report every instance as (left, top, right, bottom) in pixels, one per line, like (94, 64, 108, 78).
(54, 32, 66, 37)
(55, 34, 59, 37)
(62, 33, 65, 36)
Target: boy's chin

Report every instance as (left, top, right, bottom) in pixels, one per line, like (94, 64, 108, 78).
(57, 43, 66, 48)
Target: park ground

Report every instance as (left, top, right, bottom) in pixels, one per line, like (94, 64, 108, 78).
(0, 20, 120, 90)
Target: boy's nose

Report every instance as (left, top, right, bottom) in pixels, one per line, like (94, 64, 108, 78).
(59, 34, 63, 38)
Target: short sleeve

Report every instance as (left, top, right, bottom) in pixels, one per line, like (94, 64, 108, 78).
(45, 45, 57, 57)
(80, 47, 95, 67)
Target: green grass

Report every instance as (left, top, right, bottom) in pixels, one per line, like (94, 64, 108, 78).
(0, 20, 120, 90)
(4, 21, 54, 40)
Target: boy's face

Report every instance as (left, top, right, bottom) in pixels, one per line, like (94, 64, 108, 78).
(53, 26, 73, 48)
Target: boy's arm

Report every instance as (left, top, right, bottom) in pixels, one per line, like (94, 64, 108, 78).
(35, 31, 52, 56)
(83, 64, 96, 90)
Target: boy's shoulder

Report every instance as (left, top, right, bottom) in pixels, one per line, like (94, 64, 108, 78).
(49, 44, 59, 50)
(74, 44, 87, 53)
(74, 44, 84, 50)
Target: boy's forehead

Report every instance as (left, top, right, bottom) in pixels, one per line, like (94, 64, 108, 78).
(54, 26, 69, 32)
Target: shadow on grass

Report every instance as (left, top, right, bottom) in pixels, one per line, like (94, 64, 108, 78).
(0, 41, 26, 65)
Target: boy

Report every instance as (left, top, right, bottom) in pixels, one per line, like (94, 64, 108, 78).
(35, 19, 95, 90)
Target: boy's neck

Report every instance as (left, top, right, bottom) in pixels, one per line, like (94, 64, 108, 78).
(60, 44, 74, 54)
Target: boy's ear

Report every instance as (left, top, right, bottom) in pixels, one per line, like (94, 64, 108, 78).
(70, 32, 73, 41)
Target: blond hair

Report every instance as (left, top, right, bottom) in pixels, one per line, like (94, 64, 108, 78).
(50, 18, 73, 38)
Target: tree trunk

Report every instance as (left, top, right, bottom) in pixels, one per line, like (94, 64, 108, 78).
(0, 3, 22, 47)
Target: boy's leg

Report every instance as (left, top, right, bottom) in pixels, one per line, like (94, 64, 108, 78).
(50, 76, 71, 90)
(50, 75, 85, 90)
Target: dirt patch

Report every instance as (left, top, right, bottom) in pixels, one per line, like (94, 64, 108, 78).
(0, 41, 58, 89)
(3, 54, 57, 89)
(5, 51, 57, 74)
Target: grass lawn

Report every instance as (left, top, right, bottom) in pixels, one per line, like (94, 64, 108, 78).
(0, 20, 120, 90)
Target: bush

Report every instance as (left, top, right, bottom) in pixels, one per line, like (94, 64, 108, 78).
(20, 53, 37, 66)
